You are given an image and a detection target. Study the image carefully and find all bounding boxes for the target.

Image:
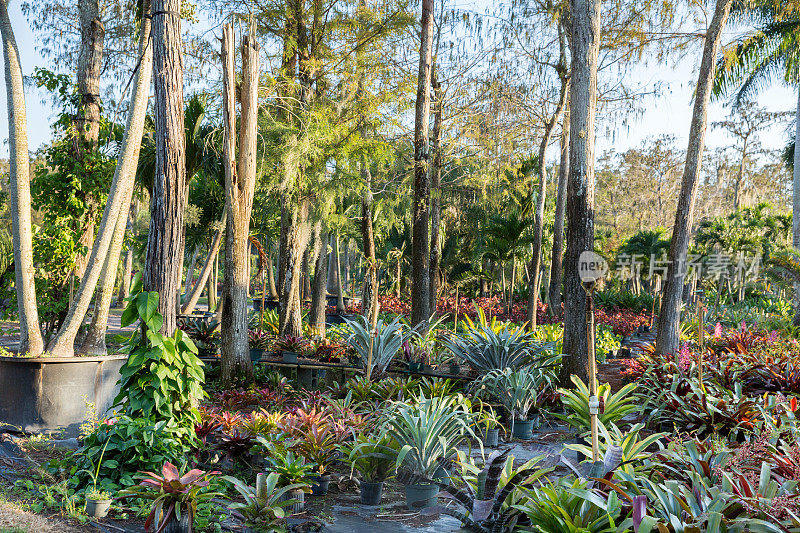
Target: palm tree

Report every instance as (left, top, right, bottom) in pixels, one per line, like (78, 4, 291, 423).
(712, 0, 800, 323)
(481, 208, 532, 315)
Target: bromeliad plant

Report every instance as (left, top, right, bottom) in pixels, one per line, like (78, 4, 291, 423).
(342, 314, 408, 377)
(248, 329, 272, 351)
(340, 432, 399, 483)
(119, 462, 221, 533)
(474, 362, 559, 422)
(443, 323, 553, 372)
(224, 472, 303, 532)
(384, 395, 479, 481)
(556, 376, 638, 432)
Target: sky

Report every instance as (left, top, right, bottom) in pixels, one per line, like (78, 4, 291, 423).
(0, 2, 796, 161)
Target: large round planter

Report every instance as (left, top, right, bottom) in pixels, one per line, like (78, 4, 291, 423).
(359, 481, 383, 505)
(482, 427, 500, 448)
(0, 355, 126, 437)
(512, 419, 535, 440)
(282, 351, 298, 364)
(85, 498, 112, 518)
(279, 489, 305, 513)
(404, 483, 439, 509)
(311, 474, 331, 495)
(249, 348, 264, 363)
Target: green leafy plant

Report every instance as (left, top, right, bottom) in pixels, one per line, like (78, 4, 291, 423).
(443, 323, 552, 372)
(264, 451, 315, 491)
(475, 362, 559, 422)
(340, 432, 399, 483)
(384, 395, 478, 480)
(556, 376, 638, 432)
(224, 472, 302, 532)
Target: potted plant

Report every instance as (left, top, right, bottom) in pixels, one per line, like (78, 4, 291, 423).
(475, 401, 503, 448)
(342, 314, 408, 377)
(383, 395, 478, 509)
(475, 362, 558, 440)
(85, 489, 113, 518)
(341, 433, 398, 505)
(294, 424, 339, 496)
(224, 472, 304, 532)
(118, 462, 221, 533)
(248, 329, 271, 363)
(276, 335, 305, 364)
(265, 451, 314, 513)
(402, 340, 428, 373)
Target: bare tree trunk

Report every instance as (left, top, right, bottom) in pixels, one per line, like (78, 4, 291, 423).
(310, 222, 328, 335)
(267, 240, 278, 299)
(793, 86, 800, 326)
(548, 103, 570, 315)
(655, 0, 733, 356)
(182, 213, 225, 314)
(528, 30, 568, 330)
(278, 198, 310, 337)
(333, 234, 345, 313)
(221, 23, 258, 384)
(429, 68, 442, 317)
(560, 0, 601, 386)
(183, 245, 198, 300)
(302, 246, 311, 301)
(144, 0, 185, 336)
(117, 247, 133, 304)
(45, 0, 152, 356)
(1, 0, 43, 355)
(207, 260, 217, 311)
(411, 0, 434, 330)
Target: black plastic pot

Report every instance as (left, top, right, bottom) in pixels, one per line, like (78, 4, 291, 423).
(359, 481, 384, 505)
(282, 351, 299, 364)
(311, 474, 331, 495)
(482, 427, 500, 447)
(404, 483, 438, 509)
(249, 348, 264, 363)
(512, 418, 535, 440)
(0, 355, 126, 437)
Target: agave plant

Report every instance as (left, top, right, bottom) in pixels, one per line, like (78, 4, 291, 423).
(224, 472, 304, 532)
(384, 395, 478, 480)
(342, 314, 409, 376)
(443, 323, 553, 372)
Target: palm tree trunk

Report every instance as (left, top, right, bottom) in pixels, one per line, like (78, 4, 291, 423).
(117, 246, 132, 305)
(560, 0, 601, 386)
(221, 23, 258, 384)
(45, 0, 152, 356)
(655, 0, 733, 356)
(267, 240, 278, 299)
(548, 100, 570, 316)
(411, 0, 434, 330)
(1, 0, 43, 355)
(144, 0, 186, 336)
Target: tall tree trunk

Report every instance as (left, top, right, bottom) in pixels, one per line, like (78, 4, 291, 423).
(429, 68, 442, 317)
(1, 0, 43, 355)
(548, 103, 570, 315)
(560, 0, 601, 386)
(221, 23, 258, 384)
(793, 85, 800, 326)
(411, 0, 434, 330)
(183, 214, 226, 314)
(310, 222, 328, 335)
(45, 0, 152, 356)
(278, 198, 310, 337)
(655, 0, 733, 356)
(207, 259, 217, 310)
(361, 162, 379, 321)
(183, 245, 198, 300)
(144, 0, 185, 336)
(117, 246, 133, 304)
(528, 33, 568, 330)
(267, 240, 278, 299)
(333, 234, 345, 313)
(302, 246, 311, 301)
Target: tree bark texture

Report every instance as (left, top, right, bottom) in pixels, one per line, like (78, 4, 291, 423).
(278, 197, 310, 337)
(560, 0, 601, 386)
(793, 86, 800, 326)
(429, 68, 442, 317)
(182, 213, 226, 314)
(548, 104, 570, 314)
(46, 0, 153, 356)
(655, 0, 733, 356)
(1, 0, 44, 355)
(411, 0, 434, 330)
(309, 222, 328, 335)
(144, 0, 185, 337)
(221, 23, 259, 384)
